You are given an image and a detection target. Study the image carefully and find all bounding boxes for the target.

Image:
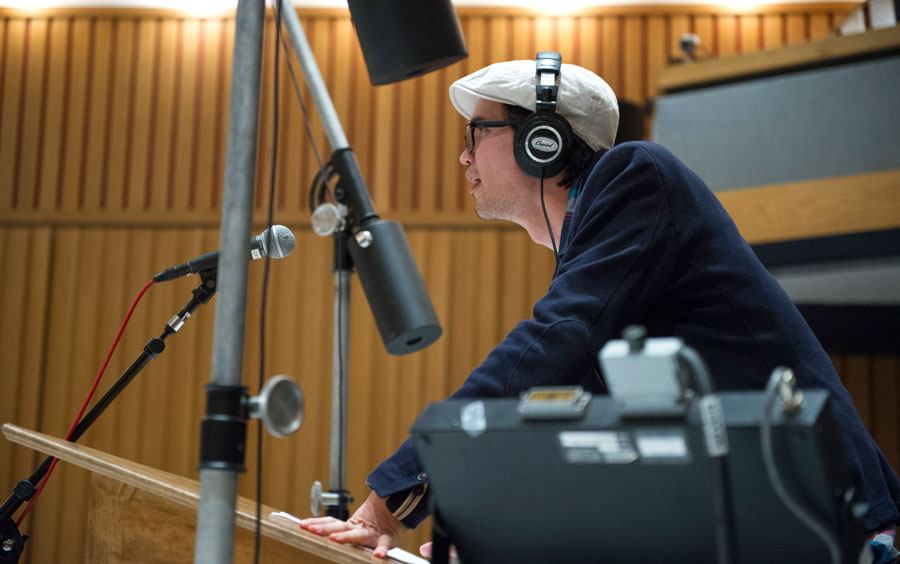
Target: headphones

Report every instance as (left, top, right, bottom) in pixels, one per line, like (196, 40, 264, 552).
(513, 51, 574, 178)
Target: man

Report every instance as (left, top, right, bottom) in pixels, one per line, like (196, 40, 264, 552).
(300, 55, 900, 559)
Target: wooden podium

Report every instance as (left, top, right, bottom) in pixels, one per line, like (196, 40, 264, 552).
(2, 424, 403, 564)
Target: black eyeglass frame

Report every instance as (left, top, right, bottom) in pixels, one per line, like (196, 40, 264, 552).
(465, 120, 512, 153)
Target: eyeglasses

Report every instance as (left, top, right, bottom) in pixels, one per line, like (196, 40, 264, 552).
(465, 120, 511, 153)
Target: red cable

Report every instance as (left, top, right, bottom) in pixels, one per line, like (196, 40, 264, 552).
(15, 279, 155, 525)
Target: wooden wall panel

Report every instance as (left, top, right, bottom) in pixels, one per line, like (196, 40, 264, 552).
(717, 169, 900, 244)
(0, 228, 51, 518)
(3, 3, 897, 561)
(0, 3, 862, 225)
(835, 354, 900, 475)
(0, 18, 25, 210)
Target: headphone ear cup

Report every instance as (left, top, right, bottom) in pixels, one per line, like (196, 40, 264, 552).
(513, 113, 574, 178)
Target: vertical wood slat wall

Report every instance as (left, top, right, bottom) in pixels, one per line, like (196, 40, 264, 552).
(2, 4, 895, 561)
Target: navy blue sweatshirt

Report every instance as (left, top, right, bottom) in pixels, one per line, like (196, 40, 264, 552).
(367, 141, 900, 531)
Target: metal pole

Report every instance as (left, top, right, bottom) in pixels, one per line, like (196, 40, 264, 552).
(194, 0, 264, 561)
(280, 3, 349, 151)
(330, 270, 351, 497)
(280, 4, 356, 516)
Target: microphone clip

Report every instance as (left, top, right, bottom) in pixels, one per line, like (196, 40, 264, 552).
(165, 275, 217, 336)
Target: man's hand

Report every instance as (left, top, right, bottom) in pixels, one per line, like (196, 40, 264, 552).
(419, 541, 458, 559)
(299, 490, 405, 558)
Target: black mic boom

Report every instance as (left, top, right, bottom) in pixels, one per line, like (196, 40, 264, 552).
(153, 225, 296, 283)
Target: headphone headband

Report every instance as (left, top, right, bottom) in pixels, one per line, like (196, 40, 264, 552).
(513, 51, 573, 178)
(534, 51, 562, 112)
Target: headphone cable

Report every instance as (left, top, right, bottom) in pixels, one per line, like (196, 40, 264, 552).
(539, 171, 560, 270)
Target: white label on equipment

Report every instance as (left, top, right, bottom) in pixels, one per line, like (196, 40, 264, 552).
(635, 430, 692, 464)
(558, 431, 638, 464)
(699, 395, 729, 457)
(460, 400, 486, 438)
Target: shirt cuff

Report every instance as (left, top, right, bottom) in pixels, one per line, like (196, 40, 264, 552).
(385, 483, 431, 527)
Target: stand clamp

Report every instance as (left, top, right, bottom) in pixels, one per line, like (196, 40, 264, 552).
(199, 377, 306, 471)
(310, 481, 353, 520)
(199, 385, 249, 472)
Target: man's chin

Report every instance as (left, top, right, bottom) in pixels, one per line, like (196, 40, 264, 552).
(474, 205, 514, 224)
(473, 195, 517, 221)
(473, 204, 495, 221)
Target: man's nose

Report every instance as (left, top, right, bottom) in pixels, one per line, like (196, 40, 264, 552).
(459, 148, 473, 165)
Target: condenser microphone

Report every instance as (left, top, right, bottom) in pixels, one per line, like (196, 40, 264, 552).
(153, 225, 296, 283)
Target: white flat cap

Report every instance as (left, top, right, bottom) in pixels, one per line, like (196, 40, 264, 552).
(449, 60, 620, 151)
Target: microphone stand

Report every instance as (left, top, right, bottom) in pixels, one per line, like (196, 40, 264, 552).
(0, 275, 217, 564)
(327, 231, 353, 519)
(282, 2, 442, 519)
(193, 0, 264, 561)
(280, 4, 363, 519)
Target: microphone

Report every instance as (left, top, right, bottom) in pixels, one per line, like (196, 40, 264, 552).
(153, 225, 296, 283)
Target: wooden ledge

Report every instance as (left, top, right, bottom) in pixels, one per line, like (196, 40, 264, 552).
(659, 25, 900, 93)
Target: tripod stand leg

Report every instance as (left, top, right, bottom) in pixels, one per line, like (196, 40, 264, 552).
(0, 516, 27, 563)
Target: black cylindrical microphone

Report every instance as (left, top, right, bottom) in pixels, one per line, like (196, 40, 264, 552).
(153, 225, 296, 283)
(347, 220, 442, 355)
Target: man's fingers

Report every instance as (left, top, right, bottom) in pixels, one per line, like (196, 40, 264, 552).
(298, 516, 340, 530)
(372, 533, 394, 558)
(328, 527, 373, 544)
(419, 541, 458, 559)
(306, 520, 354, 536)
(299, 491, 403, 555)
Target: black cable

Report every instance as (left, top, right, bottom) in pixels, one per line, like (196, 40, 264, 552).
(337, 245, 347, 516)
(539, 171, 560, 270)
(307, 162, 337, 213)
(254, 1, 283, 562)
(276, 14, 333, 204)
(761, 368, 842, 564)
(678, 347, 737, 564)
(274, 0, 349, 520)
